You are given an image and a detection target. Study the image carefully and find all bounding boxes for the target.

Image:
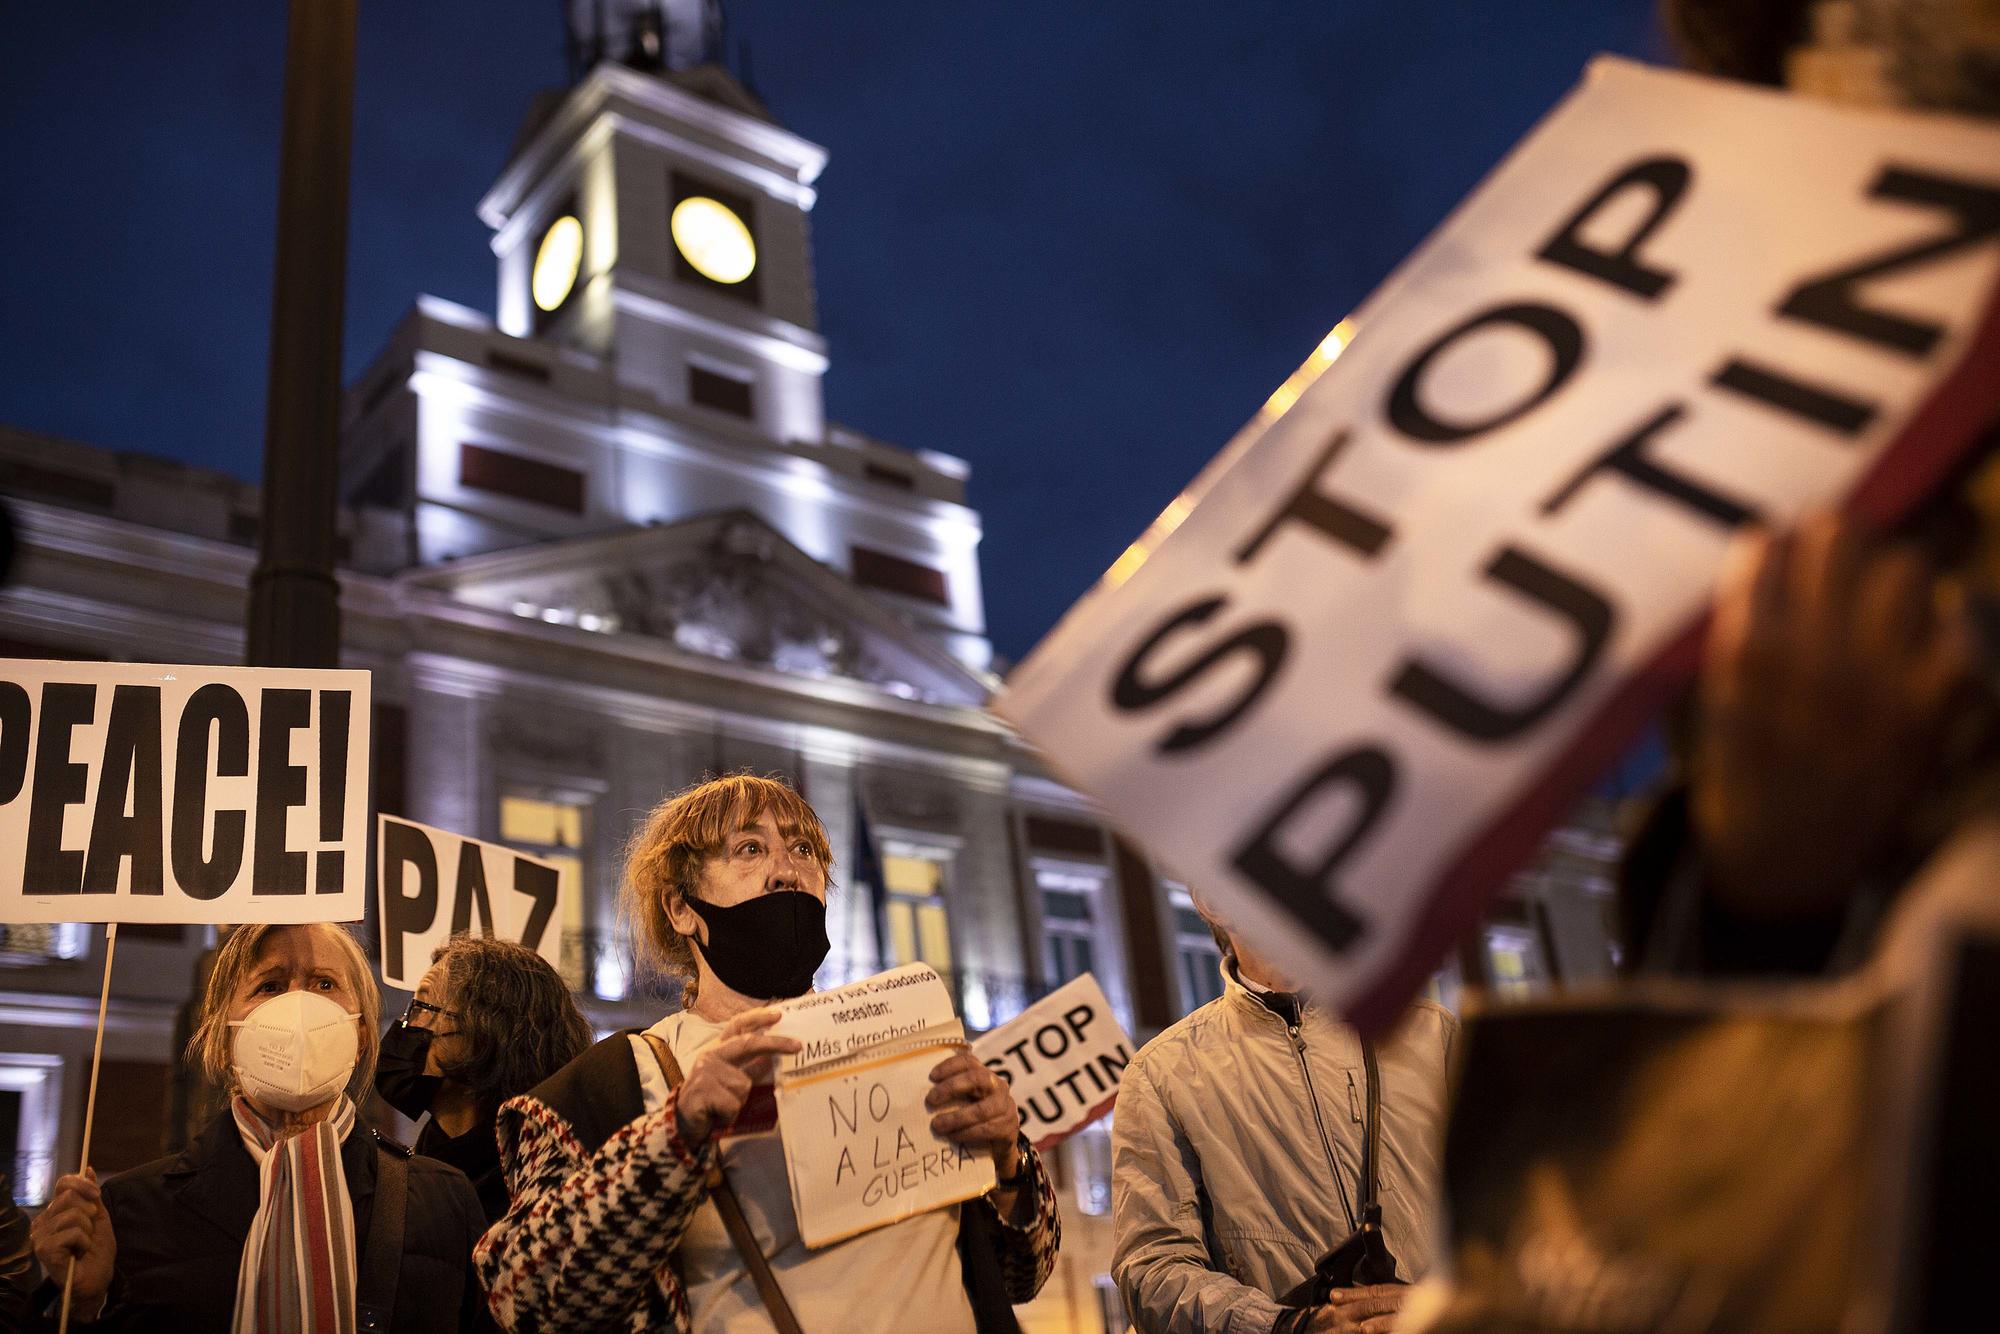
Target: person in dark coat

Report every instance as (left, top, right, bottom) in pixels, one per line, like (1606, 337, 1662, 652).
(29, 923, 487, 1332)
(373, 935, 593, 1224)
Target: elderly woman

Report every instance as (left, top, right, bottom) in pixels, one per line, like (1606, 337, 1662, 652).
(476, 774, 1061, 1332)
(374, 935, 594, 1223)
(29, 922, 488, 1332)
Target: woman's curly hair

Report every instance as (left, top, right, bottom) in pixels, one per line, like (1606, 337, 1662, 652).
(430, 935, 592, 1109)
(621, 773, 833, 1005)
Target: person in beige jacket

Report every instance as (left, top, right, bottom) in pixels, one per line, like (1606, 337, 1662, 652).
(1112, 907, 1456, 1334)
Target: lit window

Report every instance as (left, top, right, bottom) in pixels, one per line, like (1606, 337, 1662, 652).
(501, 795, 583, 848)
(882, 845, 952, 974)
(1036, 864, 1103, 987)
(1071, 1120, 1113, 1217)
(0, 1054, 63, 1204)
(1483, 921, 1550, 1000)
(1167, 884, 1224, 1013)
(500, 792, 591, 990)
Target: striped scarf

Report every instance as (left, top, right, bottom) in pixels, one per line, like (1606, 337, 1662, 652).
(231, 1094, 358, 1334)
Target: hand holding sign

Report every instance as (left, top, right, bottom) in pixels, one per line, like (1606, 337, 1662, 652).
(925, 1048, 1023, 1178)
(27, 1169, 113, 1319)
(676, 1007, 800, 1143)
(1695, 513, 1976, 922)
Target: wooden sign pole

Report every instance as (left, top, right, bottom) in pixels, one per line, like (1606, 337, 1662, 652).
(57, 922, 118, 1334)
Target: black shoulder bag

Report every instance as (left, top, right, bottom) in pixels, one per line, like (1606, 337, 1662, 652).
(356, 1141, 408, 1333)
(1280, 1039, 1404, 1305)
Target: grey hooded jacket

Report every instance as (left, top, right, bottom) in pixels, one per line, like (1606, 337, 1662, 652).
(1111, 965, 1456, 1333)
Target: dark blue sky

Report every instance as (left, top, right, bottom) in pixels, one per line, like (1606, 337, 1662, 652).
(1, 2, 1668, 662)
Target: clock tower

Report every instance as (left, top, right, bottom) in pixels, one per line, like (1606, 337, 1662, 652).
(489, 1, 829, 445)
(341, 2, 992, 672)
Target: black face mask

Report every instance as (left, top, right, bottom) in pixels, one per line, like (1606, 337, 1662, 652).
(375, 1023, 445, 1121)
(688, 890, 830, 999)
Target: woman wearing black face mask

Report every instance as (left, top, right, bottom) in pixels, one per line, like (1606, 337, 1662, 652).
(475, 774, 1060, 1334)
(376, 936, 592, 1224)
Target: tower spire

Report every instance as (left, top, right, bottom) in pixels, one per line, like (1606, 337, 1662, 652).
(564, 0, 725, 82)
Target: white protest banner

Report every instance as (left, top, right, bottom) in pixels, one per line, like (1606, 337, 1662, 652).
(770, 963, 996, 1247)
(0, 660, 371, 924)
(375, 815, 570, 990)
(974, 973, 1130, 1150)
(998, 58, 2000, 1037)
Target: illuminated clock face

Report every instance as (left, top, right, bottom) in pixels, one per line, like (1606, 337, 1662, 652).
(531, 215, 584, 313)
(671, 196, 757, 285)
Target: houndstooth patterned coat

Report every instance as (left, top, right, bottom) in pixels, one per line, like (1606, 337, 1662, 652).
(473, 1034, 1061, 1333)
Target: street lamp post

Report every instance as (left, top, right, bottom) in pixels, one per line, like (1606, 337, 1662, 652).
(245, 0, 358, 670)
(174, 0, 360, 1156)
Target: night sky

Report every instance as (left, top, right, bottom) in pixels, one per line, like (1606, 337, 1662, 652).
(1, 2, 1670, 664)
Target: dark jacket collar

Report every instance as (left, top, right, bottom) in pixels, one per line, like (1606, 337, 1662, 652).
(164, 1106, 379, 1244)
(527, 1032, 646, 1156)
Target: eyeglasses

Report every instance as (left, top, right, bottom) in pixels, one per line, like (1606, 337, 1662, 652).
(400, 997, 461, 1028)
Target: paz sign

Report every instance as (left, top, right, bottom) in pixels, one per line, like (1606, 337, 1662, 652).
(998, 59, 2000, 1035)
(375, 815, 570, 990)
(0, 660, 371, 924)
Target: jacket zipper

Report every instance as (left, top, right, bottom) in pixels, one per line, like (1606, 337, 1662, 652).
(1289, 1018, 1356, 1232)
(1347, 1070, 1362, 1125)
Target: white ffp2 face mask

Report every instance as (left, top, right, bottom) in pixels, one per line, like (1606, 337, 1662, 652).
(229, 989, 361, 1112)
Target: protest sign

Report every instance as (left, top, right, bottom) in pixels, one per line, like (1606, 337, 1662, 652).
(0, 660, 371, 924)
(997, 58, 2000, 1036)
(974, 973, 1130, 1150)
(771, 963, 996, 1247)
(375, 815, 570, 990)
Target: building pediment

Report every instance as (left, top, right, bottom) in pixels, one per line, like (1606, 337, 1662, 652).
(404, 511, 994, 708)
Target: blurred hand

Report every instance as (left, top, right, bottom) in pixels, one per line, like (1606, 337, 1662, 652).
(674, 1008, 800, 1144)
(926, 1048, 1023, 1179)
(29, 1168, 115, 1314)
(1694, 512, 1973, 921)
(1308, 1284, 1406, 1332)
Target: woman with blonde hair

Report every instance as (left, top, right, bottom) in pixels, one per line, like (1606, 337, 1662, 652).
(477, 773, 1061, 1332)
(30, 922, 488, 1332)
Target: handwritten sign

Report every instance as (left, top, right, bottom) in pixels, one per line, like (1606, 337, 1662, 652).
(0, 660, 371, 924)
(974, 974, 1131, 1150)
(998, 58, 2000, 1036)
(375, 815, 570, 990)
(771, 964, 996, 1246)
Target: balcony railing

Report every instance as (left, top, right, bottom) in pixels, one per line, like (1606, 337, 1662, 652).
(0, 921, 88, 963)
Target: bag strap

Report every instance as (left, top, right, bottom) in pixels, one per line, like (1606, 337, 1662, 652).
(642, 1032, 804, 1334)
(357, 1139, 408, 1333)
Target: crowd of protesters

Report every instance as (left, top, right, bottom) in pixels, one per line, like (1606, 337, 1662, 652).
(10, 0, 2000, 1330)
